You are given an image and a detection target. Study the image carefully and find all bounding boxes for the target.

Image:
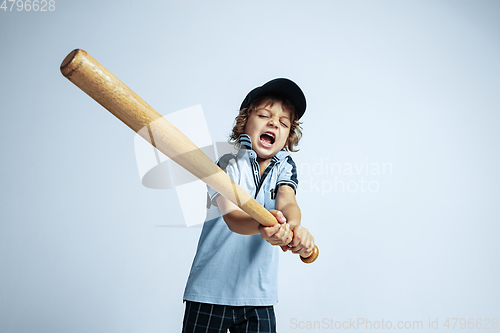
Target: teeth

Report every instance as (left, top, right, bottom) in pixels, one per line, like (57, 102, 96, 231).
(264, 132, 275, 139)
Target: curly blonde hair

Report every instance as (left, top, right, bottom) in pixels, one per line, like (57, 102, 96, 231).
(229, 95, 303, 152)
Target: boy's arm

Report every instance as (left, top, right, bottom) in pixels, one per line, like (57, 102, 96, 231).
(215, 195, 293, 246)
(276, 185, 315, 256)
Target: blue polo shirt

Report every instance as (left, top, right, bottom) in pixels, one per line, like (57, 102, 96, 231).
(183, 134, 298, 306)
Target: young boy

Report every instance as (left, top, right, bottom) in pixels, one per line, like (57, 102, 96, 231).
(182, 78, 315, 333)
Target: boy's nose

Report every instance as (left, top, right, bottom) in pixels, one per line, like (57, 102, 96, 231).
(268, 118, 278, 127)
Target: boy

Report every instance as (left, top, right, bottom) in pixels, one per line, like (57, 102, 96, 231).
(182, 78, 315, 333)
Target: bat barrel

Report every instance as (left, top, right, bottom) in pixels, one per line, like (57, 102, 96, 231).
(61, 49, 162, 133)
(60, 49, 222, 189)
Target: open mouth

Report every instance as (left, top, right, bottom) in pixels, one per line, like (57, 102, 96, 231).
(259, 132, 275, 147)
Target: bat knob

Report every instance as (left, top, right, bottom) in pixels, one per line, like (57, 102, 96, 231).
(300, 245, 319, 264)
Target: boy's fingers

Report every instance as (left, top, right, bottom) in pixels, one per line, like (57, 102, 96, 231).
(260, 225, 279, 239)
(286, 228, 293, 242)
(272, 226, 293, 245)
(290, 233, 301, 247)
(268, 224, 289, 239)
(269, 210, 286, 224)
(269, 225, 281, 237)
(261, 223, 294, 247)
(290, 241, 315, 255)
(275, 225, 289, 240)
(292, 246, 307, 255)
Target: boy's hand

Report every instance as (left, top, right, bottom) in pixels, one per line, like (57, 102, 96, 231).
(281, 225, 315, 257)
(258, 210, 293, 247)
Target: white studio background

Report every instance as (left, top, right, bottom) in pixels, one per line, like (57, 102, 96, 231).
(1, 0, 499, 332)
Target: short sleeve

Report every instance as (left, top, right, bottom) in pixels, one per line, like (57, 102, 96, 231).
(276, 155, 299, 192)
(207, 153, 238, 207)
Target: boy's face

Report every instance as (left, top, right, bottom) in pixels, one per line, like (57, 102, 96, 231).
(244, 99, 292, 162)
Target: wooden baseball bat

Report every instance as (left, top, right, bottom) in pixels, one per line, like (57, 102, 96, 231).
(60, 49, 319, 263)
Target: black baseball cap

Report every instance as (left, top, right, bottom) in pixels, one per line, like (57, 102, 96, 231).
(239, 78, 306, 119)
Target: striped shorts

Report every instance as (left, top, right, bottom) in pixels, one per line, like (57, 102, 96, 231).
(182, 301, 276, 333)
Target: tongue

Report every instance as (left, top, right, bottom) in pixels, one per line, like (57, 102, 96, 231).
(260, 134, 272, 145)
